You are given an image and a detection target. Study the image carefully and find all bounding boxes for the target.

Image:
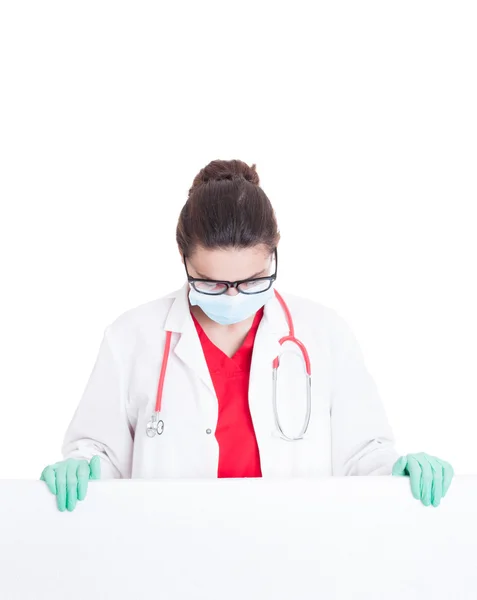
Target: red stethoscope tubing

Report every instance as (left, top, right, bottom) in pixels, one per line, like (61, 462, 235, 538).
(153, 290, 311, 414)
(272, 290, 311, 376)
(154, 330, 172, 414)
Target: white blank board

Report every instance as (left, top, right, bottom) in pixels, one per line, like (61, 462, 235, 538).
(1, 476, 476, 600)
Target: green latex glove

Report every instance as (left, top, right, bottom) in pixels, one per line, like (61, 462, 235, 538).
(392, 452, 454, 507)
(40, 456, 101, 512)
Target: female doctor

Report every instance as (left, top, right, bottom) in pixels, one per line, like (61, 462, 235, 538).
(41, 159, 454, 512)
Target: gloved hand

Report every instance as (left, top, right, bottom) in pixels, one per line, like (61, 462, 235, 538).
(392, 452, 454, 507)
(40, 456, 101, 512)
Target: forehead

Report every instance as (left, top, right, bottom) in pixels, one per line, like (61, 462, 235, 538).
(187, 246, 272, 280)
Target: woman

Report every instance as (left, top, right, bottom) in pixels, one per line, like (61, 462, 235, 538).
(41, 159, 454, 512)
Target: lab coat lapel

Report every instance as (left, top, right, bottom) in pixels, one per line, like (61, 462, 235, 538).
(249, 291, 289, 476)
(164, 284, 216, 397)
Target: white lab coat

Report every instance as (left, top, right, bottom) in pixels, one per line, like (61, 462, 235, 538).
(62, 284, 399, 479)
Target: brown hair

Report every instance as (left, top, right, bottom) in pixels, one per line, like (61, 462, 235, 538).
(176, 159, 280, 257)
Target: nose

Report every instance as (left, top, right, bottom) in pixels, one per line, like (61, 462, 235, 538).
(226, 287, 239, 296)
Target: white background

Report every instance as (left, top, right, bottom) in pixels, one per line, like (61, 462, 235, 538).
(0, 2, 476, 479)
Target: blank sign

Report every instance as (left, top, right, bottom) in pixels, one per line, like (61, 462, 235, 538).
(0, 476, 476, 599)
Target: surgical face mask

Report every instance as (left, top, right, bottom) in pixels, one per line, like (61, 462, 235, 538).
(189, 285, 275, 326)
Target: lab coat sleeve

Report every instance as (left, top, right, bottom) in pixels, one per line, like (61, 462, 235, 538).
(329, 311, 400, 476)
(61, 327, 134, 479)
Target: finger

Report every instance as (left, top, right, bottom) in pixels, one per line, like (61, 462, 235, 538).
(406, 456, 422, 500)
(418, 455, 433, 506)
(77, 461, 90, 501)
(40, 466, 57, 495)
(55, 462, 68, 512)
(89, 456, 101, 480)
(426, 456, 443, 507)
(392, 456, 408, 476)
(66, 460, 79, 512)
(437, 459, 454, 497)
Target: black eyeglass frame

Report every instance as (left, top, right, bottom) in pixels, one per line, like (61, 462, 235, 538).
(184, 248, 278, 296)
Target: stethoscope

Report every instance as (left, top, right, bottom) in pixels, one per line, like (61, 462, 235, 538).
(146, 290, 312, 442)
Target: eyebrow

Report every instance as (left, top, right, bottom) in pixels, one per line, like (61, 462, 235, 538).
(194, 267, 268, 281)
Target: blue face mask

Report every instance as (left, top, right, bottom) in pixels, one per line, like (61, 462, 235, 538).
(189, 285, 275, 326)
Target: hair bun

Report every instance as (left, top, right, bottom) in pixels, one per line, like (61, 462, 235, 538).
(191, 159, 260, 191)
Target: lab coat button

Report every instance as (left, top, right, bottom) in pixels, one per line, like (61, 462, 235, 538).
(206, 428, 212, 435)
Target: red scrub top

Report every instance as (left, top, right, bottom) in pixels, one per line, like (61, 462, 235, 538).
(191, 308, 264, 478)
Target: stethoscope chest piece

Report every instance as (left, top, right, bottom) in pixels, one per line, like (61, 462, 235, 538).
(146, 413, 165, 438)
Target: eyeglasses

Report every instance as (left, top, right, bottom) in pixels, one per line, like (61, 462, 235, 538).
(184, 248, 278, 295)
